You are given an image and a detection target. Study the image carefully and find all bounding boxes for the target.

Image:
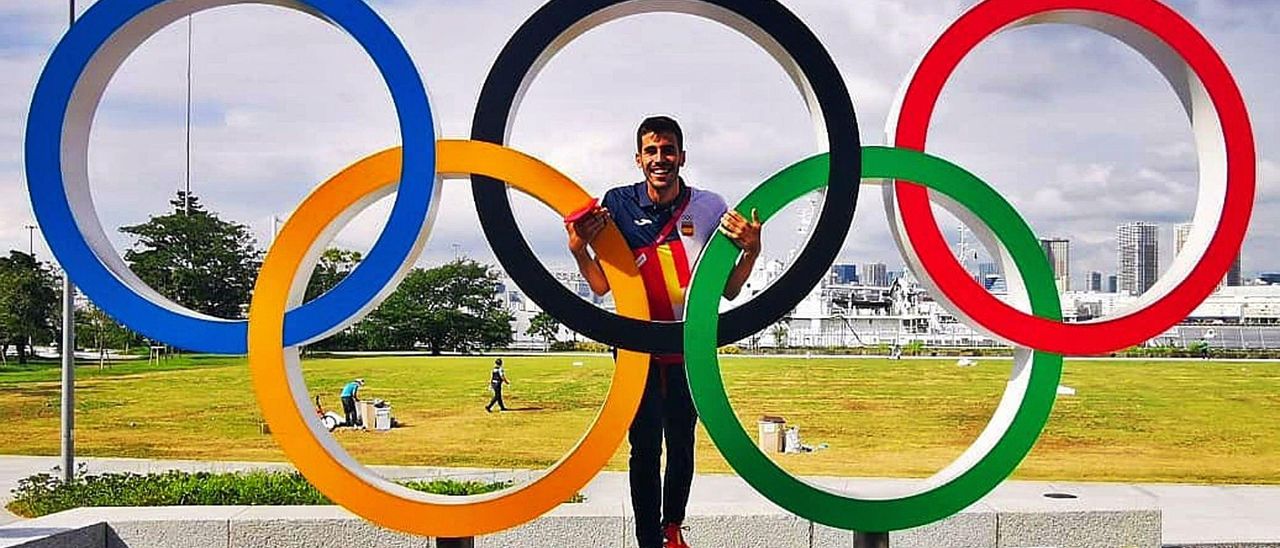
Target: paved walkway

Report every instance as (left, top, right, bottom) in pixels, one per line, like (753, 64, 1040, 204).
(1, 455, 1277, 545)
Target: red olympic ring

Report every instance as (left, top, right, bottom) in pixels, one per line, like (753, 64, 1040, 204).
(891, 0, 1256, 355)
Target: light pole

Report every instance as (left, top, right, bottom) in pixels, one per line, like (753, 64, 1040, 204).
(61, 0, 78, 485)
(183, 14, 193, 215)
(24, 225, 35, 256)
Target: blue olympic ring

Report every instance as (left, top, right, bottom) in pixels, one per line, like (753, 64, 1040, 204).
(25, 0, 438, 354)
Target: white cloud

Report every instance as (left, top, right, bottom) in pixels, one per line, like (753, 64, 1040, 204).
(1, 0, 1277, 297)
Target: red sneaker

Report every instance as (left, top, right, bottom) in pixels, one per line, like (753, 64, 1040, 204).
(663, 522, 690, 548)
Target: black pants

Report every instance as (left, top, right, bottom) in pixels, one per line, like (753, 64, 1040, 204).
(630, 360, 697, 548)
(487, 383, 507, 411)
(341, 396, 358, 427)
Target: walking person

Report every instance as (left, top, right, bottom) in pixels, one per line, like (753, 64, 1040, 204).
(565, 116, 762, 548)
(486, 358, 510, 412)
(339, 378, 364, 428)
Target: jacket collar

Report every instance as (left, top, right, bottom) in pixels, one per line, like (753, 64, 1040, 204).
(634, 178, 689, 211)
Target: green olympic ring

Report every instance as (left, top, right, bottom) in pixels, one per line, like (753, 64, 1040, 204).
(684, 146, 1064, 532)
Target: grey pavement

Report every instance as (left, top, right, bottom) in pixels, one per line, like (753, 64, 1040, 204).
(0, 455, 1277, 545)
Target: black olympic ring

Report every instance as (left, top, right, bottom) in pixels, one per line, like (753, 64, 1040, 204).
(471, 0, 861, 354)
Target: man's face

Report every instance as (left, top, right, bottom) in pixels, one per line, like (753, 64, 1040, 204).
(635, 131, 685, 192)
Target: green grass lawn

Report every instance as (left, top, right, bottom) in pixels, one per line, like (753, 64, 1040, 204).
(2, 354, 1277, 484)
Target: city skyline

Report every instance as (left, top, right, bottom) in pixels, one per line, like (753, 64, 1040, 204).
(820, 219, 1256, 294)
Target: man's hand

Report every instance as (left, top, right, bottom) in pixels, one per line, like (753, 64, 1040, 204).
(567, 207, 610, 256)
(720, 208, 762, 257)
(566, 206, 612, 296)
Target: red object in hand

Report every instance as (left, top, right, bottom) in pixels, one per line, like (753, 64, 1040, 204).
(563, 198, 600, 224)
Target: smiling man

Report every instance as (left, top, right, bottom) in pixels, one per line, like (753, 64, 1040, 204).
(566, 116, 761, 548)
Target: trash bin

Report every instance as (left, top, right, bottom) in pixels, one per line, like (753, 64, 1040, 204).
(374, 406, 392, 431)
(356, 401, 376, 428)
(758, 416, 786, 454)
(784, 426, 801, 454)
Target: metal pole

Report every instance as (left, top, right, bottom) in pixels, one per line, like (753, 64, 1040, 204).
(184, 15, 193, 215)
(854, 532, 889, 548)
(60, 274, 75, 483)
(24, 225, 35, 256)
(436, 538, 474, 548)
(62, 0, 78, 485)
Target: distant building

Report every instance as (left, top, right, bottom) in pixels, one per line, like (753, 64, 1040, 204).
(1040, 238, 1070, 292)
(552, 270, 606, 306)
(1117, 222, 1159, 296)
(982, 274, 1004, 292)
(1177, 222, 1242, 288)
(861, 262, 889, 287)
(1088, 271, 1104, 293)
(830, 263, 858, 285)
(1228, 258, 1244, 287)
(1107, 274, 1119, 294)
(1175, 223, 1193, 257)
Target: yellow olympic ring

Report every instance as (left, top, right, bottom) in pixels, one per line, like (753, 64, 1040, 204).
(248, 140, 651, 537)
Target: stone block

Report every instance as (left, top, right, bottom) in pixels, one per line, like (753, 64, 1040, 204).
(619, 505, 809, 548)
(475, 513, 622, 547)
(102, 506, 243, 548)
(811, 522, 852, 548)
(891, 504, 998, 548)
(0, 522, 104, 548)
(683, 513, 809, 548)
(229, 506, 434, 548)
(986, 486, 1161, 548)
(1163, 544, 1280, 548)
(809, 504, 996, 548)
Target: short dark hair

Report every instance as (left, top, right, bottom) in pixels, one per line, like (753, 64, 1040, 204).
(637, 116, 683, 151)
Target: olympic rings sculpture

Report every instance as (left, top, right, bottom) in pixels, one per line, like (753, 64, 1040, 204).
(24, 0, 1254, 538)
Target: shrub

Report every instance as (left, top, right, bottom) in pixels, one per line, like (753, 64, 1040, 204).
(548, 340, 577, 352)
(574, 341, 610, 353)
(6, 468, 516, 518)
(904, 341, 925, 356)
(399, 478, 511, 496)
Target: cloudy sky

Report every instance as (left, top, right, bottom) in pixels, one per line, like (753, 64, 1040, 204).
(1, 0, 1276, 298)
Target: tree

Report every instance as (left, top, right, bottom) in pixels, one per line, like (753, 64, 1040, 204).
(525, 311, 561, 350)
(75, 306, 140, 369)
(770, 322, 789, 349)
(304, 248, 364, 303)
(364, 260, 513, 354)
(0, 251, 60, 364)
(301, 248, 367, 351)
(119, 191, 260, 319)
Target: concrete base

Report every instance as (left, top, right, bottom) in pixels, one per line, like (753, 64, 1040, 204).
(0, 523, 103, 548)
(986, 482, 1162, 548)
(0, 499, 1162, 548)
(5, 457, 1279, 545)
(1164, 545, 1280, 548)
